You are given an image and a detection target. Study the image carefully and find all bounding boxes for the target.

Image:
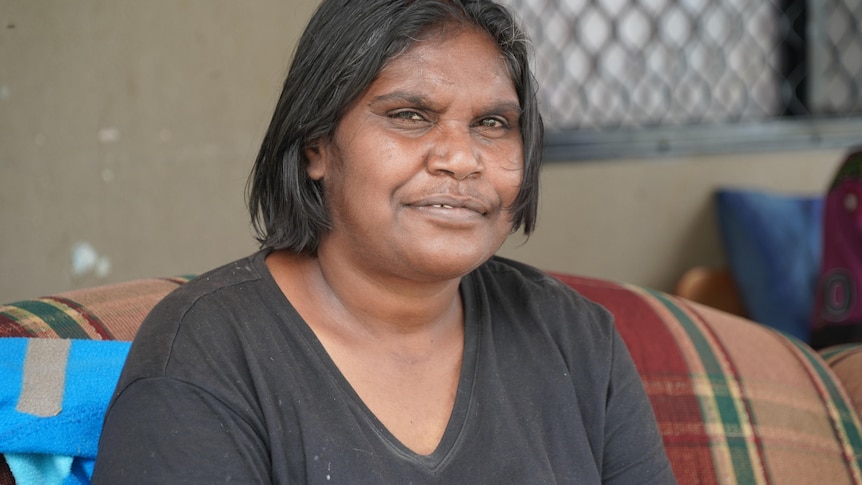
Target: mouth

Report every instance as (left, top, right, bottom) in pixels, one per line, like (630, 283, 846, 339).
(418, 197, 490, 216)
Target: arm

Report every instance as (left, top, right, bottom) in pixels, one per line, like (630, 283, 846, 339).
(602, 330, 676, 485)
(92, 377, 271, 485)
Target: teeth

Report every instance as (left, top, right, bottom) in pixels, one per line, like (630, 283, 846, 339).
(432, 204, 455, 209)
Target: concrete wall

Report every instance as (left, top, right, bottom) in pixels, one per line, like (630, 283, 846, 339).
(0, 1, 845, 302)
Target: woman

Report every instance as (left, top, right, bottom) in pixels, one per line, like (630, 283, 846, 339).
(93, 0, 674, 483)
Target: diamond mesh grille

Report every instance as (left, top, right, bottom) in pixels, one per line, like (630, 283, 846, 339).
(498, 0, 862, 130)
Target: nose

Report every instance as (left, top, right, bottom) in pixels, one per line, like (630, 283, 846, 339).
(426, 123, 483, 180)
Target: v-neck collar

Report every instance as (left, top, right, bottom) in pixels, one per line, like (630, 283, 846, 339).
(257, 250, 482, 471)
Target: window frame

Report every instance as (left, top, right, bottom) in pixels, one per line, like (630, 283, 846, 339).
(542, 118, 862, 162)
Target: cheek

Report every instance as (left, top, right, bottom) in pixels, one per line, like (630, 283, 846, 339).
(495, 151, 525, 206)
(325, 160, 397, 227)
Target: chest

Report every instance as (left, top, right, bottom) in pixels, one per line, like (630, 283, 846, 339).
(251, 329, 603, 484)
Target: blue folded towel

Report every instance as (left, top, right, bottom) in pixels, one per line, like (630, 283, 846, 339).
(0, 338, 130, 485)
(4, 454, 75, 485)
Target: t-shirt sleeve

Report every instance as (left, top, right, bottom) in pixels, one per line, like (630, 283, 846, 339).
(91, 377, 272, 484)
(602, 329, 677, 484)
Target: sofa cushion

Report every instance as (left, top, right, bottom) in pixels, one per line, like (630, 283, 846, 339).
(551, 272, 862, 484)
(0, 277, 193, 341)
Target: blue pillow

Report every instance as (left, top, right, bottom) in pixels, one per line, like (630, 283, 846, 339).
(715, 189, 824, 341)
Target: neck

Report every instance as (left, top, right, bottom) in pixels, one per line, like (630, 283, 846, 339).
(266, 249, 466, 343)
(314, 248, 464, 337)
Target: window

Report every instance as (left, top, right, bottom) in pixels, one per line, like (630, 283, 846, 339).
(499, 0, 862, 160)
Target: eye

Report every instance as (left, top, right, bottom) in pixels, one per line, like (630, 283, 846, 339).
(474, 117, 512, 133)
(478, 117, 507, 129)
(389, 110, 426, 122)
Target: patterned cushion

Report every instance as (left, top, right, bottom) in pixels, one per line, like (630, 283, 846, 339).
(0, 277, 193, 341)
(552, 272, 862, 484)
(714, 189, 823, 342)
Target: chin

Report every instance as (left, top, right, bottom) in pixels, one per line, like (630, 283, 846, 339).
(404, 244, 498, 281)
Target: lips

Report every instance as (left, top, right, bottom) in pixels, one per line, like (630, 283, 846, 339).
(411, 195, 491, 216)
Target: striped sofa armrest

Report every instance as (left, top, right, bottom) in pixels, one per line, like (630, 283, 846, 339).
(0, 276, 194, 341)
(551, 272, 862, 485)
(821, 344, 862, 422)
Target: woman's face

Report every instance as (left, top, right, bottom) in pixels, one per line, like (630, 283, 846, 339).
(306, 25, 524, 283)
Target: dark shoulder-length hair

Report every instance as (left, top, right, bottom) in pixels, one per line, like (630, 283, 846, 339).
(247, 0, 544, 253)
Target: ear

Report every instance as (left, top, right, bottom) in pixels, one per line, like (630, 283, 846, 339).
(304, 139, 329, 181)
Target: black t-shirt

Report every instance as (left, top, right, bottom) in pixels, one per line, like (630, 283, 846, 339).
(92, 251, 674, 484)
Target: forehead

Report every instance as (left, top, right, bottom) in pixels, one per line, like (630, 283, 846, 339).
(373, 25, 517, 98)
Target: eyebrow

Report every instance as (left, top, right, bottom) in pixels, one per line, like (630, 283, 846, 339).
(368, 91, 438, 110)
(479, 101, 523, 120)
(368, 90, 522, 117)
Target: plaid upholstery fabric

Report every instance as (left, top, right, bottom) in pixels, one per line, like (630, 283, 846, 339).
(822, 345, 862, 422)
(0, 277, 193, 341)
(2, 272, 862, 484)
(552, 272, 862, 485)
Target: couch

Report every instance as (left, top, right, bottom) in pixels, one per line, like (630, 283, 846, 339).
(2, 272, 862, 484)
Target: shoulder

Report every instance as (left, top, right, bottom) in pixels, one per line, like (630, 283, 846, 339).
(471, 256, 617, 348)
(474, 256, 613, 323)
(124, 251, 275, 376)
(142, 252, 266, 330)
(155, 251, 270, 317)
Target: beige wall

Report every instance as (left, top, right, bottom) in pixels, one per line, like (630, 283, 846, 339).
(498, 150, 844, 291)
(1, 0, 319, 301)
(0, 1, 846, 302)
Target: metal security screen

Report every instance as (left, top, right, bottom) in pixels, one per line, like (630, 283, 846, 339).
(811, 1, 862, 117)
(498, 0, 862, 136)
